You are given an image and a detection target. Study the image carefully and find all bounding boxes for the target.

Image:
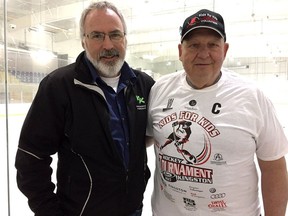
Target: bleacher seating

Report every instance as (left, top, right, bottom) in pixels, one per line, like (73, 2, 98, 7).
(8, 70, 47, 83)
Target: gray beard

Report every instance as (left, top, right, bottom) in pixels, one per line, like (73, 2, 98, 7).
(86, 51, 124, 78)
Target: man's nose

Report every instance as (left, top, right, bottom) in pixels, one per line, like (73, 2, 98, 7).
(101, 35, 114, 49)
(197, 45, 210, 58)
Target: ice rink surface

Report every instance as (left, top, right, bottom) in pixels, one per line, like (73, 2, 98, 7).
(1, 90, 287, 216)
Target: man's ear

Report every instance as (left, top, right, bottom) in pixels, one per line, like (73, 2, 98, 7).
(178, 43, 183, 61)
(81, 39, 86, 49)
(224, 42, 229, 58)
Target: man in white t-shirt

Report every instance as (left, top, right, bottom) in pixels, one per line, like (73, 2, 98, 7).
(146, 9, 288, 216)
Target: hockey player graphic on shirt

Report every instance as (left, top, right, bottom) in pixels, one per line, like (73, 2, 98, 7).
(160, 120, 197, 164)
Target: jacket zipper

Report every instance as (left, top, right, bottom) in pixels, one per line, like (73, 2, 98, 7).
(71, 150, 93, 216)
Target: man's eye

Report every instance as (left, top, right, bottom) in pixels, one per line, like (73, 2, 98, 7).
(110, 33, 122, 40)
(189, 43, 199, 49)
(91, 33, 104, 39)
(209, 43, 219, 48)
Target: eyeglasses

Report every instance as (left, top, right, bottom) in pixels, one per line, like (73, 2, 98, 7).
(83, 31, 126, 42)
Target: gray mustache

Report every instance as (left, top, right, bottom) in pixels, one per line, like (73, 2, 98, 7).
(100, 49, 119, 57)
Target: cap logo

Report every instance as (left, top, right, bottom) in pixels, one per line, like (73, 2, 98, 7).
(188, 17, 200, 27)
(198, 13, 218, 25)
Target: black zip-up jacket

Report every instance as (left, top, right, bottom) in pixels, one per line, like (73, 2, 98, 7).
(15, 51, 155, 216)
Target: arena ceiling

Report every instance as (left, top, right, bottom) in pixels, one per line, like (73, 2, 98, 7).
(2, 0, 288, 73)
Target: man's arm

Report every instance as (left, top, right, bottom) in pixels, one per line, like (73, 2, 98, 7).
(15, 149, 63, 215)
(15, 76, 66, 215)
(258, 156, 288, 216)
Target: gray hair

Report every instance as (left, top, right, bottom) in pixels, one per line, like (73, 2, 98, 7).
(79, 1, 127, 40)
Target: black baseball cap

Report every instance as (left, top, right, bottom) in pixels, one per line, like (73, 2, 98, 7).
(180, 9, 226, 42)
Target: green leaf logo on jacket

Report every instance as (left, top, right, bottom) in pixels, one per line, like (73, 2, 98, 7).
(136, 95, 145, 104)
(136, 95, 146, 110)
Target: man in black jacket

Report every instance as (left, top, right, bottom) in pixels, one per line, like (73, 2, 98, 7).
(15, 1, 154, 215)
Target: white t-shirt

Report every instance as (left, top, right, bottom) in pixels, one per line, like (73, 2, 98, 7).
(147, 69, 288, 216)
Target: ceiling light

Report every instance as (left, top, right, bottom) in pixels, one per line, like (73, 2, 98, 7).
(30, 50, 56, 65)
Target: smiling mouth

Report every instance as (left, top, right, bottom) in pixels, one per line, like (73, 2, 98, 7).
(195, 61, 213, 65)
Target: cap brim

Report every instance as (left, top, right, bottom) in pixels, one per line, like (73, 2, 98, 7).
(181, 26, 225, 42)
